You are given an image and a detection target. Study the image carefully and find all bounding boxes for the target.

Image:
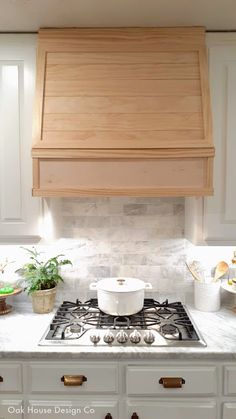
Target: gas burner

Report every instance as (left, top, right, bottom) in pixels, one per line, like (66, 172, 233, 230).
(70, 324, 82, 334)
(156, 307, 174, 316)
(113, 317, 130, 329)
(39, 299, 206, 347)
(160, 324, 181, 340)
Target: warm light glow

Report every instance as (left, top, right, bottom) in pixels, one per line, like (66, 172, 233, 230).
(38, 209, 54, 241)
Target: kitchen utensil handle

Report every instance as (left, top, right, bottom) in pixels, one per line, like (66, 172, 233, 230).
(159, 377, 185, 388)
(89, 282, 97, 290)
(0, 376, 3, 382)
(145, 282, 152, 289)
(105, 414, 112, 419)
(61, 375, 87, 386)
(131, 413, 139, 419)
(185, 262, 202, 282)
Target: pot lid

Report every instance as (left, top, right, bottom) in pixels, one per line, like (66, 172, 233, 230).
(96, 277, 146, 293)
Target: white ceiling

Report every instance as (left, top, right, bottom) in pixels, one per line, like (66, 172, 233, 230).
(0, 0, 236, 32)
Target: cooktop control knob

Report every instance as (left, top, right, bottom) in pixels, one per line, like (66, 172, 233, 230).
(116, 330, 128, 344)
(143, 330, 155, 344)
(90, 332, 101, 344)
(103, 330, 115, 344)
(130, 330, 142, 344)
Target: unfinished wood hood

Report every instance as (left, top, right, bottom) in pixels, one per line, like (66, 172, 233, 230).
(32, 27, 214, 197)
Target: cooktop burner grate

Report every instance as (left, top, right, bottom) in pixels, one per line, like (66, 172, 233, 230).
(39, 298, 206, 347)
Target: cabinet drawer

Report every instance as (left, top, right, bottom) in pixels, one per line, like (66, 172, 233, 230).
(27, 400, 118, 419)
(224, 366, 236, 395)
(0, 364, 22, 393)
(126, 366, 217, 396)
(126, 401, 217, 419)
(0, 400, 23, 419)
(28, 363, 118, 394)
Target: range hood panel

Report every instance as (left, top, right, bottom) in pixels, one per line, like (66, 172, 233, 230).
(32, 27, 214, 197)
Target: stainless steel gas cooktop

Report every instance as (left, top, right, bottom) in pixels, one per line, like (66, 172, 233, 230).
(39, 299, 206, 347)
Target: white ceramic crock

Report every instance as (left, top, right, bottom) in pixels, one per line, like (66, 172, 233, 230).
(194, 280, 221, 312)
(89, 277, 152, 316)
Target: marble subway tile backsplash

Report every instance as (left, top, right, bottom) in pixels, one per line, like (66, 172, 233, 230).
(61, 197, 184, 238)
(0, 197, 194, 304)
(55, 197, 189, 302)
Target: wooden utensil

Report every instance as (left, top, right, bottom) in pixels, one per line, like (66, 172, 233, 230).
(214, 261, 229, 282)
(185, 262, 203, 282)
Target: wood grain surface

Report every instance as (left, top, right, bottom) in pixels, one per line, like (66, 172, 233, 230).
(32, 27, 214, 196)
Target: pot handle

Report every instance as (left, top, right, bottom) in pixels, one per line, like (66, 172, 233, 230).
(89, 282, 97, 290)
(145, 283, 152, 289)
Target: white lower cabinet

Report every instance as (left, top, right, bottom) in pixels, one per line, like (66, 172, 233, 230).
(126, 365, 217, 396)
(2, 361, 236, 419)
(25, 363, 119, 418)
(223, 403, 236, 419)
(26, 400, 118, 419)
(126, 401, 217, 419)
(27, 363, 118, 394)
(0, 400, 24, 419)
(0, 364, 22, 393)
(224, 366, 236, 395)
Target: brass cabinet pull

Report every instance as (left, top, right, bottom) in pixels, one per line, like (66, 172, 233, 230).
(61, 375, 87, 386)
(131, 413, 139, 419)
(105, 414, 112, 419)
(0, 376, 3, 383)
(159, 377, 185, 388)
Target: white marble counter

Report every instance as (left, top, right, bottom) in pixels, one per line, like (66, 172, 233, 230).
(0, 303, 236, 360)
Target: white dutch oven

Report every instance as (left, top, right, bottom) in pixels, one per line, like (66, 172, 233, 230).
(89, 277, 152, 316)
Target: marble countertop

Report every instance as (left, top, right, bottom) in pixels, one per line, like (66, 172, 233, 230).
(0, 302, 236, 360)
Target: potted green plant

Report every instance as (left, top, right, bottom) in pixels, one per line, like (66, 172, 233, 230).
(16, 247, 72, 314)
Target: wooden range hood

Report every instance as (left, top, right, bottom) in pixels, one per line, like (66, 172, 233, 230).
(32, 27, 214, 197)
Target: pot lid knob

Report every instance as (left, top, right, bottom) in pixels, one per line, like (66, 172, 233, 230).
(117, 278, 126, 285)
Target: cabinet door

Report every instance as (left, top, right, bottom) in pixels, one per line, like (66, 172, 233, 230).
(0, 400, 23, 419)
(126, 365, 217, 396)
(223, 403, 236, 419)
(186, 35, 236, 244)
(28, 362, 118, 394)
(0, 35, 41, 243)
(0, 363, 22, 393)
(204, 40, 236, 243)
(224, 366, 236, 395)
(126, 401, 217, 419)
(26, 400, 118, 419)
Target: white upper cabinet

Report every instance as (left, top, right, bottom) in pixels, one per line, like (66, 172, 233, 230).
(186, 34, 236, 245)
(0, 35, 41, 243)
